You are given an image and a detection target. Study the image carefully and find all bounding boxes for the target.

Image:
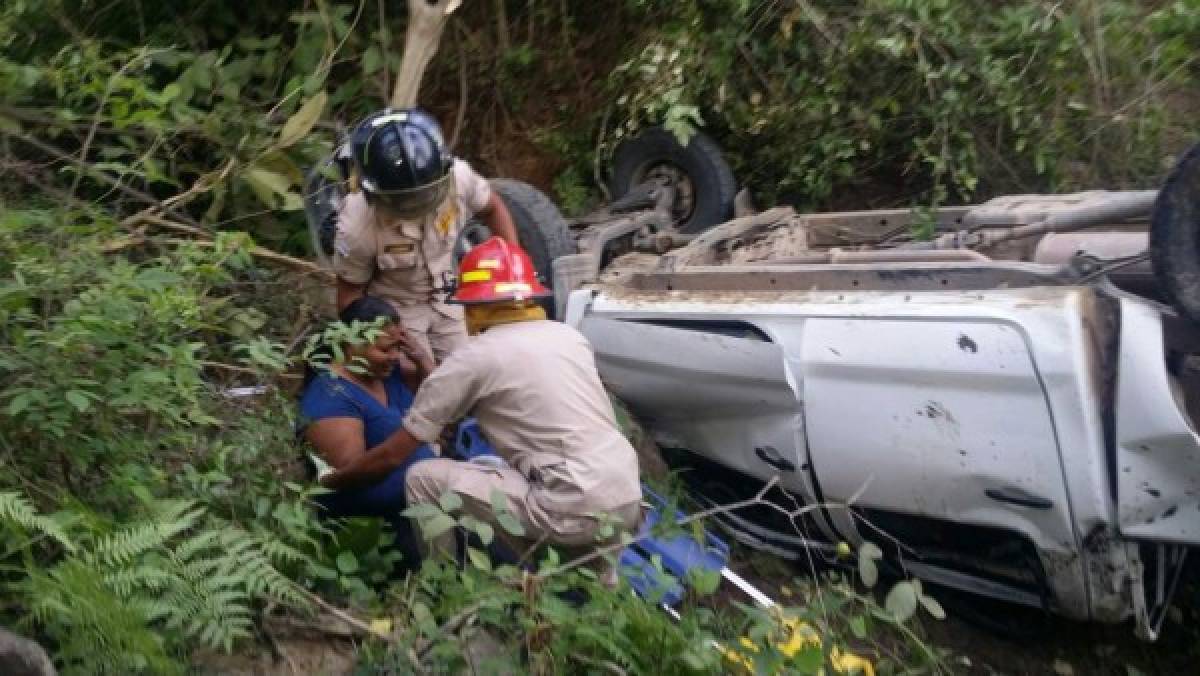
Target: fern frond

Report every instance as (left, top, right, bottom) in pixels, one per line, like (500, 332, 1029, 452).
(18, 559, 178, 675)
(254, 532, 311, 566)
(104, 564, 176, 596)
(88, 501, 202, 568)
(0, 491, 75, 552)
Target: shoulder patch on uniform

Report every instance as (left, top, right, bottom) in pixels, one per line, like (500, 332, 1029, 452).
(436, 203, 458, 236)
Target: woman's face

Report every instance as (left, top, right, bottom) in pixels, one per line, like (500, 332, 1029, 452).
(349, 323, 412, 379)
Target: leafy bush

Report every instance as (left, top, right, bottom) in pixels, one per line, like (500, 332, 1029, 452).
(608, 0, 1200, 207)
(351, 492, 945, 675)
(0, 206, 337, 671)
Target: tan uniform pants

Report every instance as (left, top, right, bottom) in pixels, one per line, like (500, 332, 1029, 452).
(405, 458, 642, 574)
(394, 304, 468, 364)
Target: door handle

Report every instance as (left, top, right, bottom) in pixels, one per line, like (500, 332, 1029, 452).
(754, 446, 796, 473)
(985, 487, 1053, 510)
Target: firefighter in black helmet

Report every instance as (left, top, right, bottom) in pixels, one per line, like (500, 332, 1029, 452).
(332, 108, 518, 362)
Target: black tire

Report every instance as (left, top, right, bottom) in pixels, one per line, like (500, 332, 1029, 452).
(610, 126, 735, 233)
(1152, 142, 1200, 321)
(490, 179, 574, 315)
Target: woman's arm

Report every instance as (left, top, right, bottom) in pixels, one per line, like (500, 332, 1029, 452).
(307, 415, 424, 490)
(319, 427, 423, 490)
(304, 417, 367, 469)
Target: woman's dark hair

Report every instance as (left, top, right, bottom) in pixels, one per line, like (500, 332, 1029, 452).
(301, 296, 401, 389)
(338, 295, 400, 325)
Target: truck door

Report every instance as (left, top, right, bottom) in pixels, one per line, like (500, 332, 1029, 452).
(800, 317, 1079, 560)
(579, 316, 816, 503)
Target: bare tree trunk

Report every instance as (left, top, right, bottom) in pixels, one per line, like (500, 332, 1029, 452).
(494, 0, 510, 54)
(390, 0, 463, 108)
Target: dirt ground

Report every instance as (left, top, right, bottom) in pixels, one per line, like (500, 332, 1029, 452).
(194, 637, 356, 676)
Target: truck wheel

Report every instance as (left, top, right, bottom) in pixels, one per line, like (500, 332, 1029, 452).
(489, 179, 574, 316)
(1152, 142, 1200, 321)
(610, 125, 736, 233)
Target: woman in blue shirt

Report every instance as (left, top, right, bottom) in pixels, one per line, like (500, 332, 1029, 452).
(299, 296, 438, 570)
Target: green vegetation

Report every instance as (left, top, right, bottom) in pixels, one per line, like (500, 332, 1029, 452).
(0, 0, 1194, 672)
(608, 0, 1200, 207)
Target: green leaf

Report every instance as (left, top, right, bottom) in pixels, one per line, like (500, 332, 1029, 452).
(919, 592, 946, 620)
(362, 46, 383, 75)
(420, 513, 457, 540)
(336, 551, 359, 574)
(275, 190, 304, 212)
(6, 393, 33, 416)
(496, 512, 525, 537)
(402, 502, 443, 520)
(849, 615, 867, 639)
(680, 649, 709, 670)
(858, 542, 882, 588)
(65, 390, 91, 413)
(687, 567, 720, 596)
(438, 491, 462, 513)
(791, 644, 824, 673)
(0, 114, 21, 134)
(244, 167, 292, 208)
(310, 563, 338, 580)
(885, 580, 918, 623)
(473, 520, 494, 546)
(489, 488, 509, 516)
(277, 91, 327, 149)
(466, 546, 492, 572)
(411, 601, 436, 636)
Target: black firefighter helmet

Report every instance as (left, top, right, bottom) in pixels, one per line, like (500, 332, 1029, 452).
(350, 108, 452, 218)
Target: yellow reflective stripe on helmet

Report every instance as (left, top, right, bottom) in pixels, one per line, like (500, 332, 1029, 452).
(476, 259, 501, 269)
(493, 282, 532, 294)
(462, 270, 492, 283)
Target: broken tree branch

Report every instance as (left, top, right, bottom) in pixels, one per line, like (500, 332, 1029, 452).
(295, 587, 391, 640)
(5, 130, 205, 229)
(414, 600, 484, 658)
(390, 0, 463, 107)
(71, 47, 170, 197)
(158, 234, 333, 279)
(450, 21, 470, 150)
(377, 0, 393, 98)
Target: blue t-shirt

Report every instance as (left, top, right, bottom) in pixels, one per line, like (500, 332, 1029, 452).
(299, 370, 437, 481)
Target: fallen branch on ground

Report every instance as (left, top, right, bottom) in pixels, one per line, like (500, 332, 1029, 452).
(5, 130, 205, 229)
(160, 234, 333, 279)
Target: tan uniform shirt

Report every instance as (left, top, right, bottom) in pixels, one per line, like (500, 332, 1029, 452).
(333, 159, 492, 321)
(403, 320, 643, 514)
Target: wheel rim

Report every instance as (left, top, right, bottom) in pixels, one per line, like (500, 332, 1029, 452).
(636, 161, 696, 225)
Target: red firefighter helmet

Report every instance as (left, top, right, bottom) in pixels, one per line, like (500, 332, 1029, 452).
(450, 237, 551, 304)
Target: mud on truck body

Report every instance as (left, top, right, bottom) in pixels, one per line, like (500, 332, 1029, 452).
(307, 129, 1200, 639)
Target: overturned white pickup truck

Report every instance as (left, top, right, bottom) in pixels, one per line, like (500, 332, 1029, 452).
(554, 142, 1200, 641)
